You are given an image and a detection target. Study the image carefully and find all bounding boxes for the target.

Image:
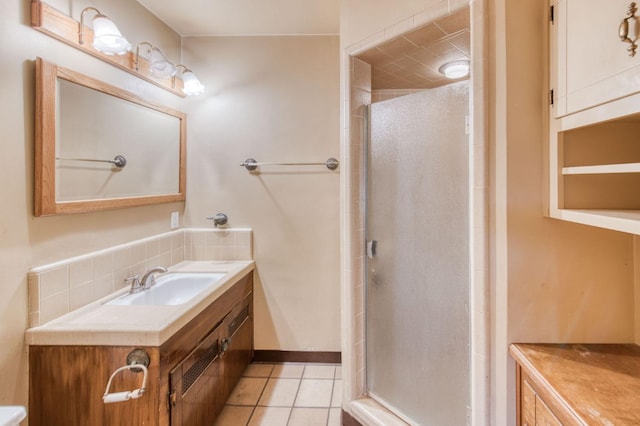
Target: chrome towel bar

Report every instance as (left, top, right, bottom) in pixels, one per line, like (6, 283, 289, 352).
(56, 154, 127, 168)
(240, 157, 339, 172)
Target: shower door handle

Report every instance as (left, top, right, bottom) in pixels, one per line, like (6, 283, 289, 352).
(367, 240, 377, 258)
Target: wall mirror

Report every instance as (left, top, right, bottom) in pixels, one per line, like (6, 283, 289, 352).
(35, 57, 186, 216)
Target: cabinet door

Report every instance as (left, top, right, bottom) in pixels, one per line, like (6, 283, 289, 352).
(552, 0, 640, 116)
(221, 293, 254, 399)
(170, 323, 224, 426)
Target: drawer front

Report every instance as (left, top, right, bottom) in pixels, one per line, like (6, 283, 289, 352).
(536, 395, 562, 426)
(522, 380, 537, 426)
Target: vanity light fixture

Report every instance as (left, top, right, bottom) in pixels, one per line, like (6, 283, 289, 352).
(135, 42, 176, 79)
(438, 59, 471, 79)
(79, 7, 131, 55)
(174, 65, 205, 96)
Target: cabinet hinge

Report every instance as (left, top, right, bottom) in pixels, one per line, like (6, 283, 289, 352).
(169, 391, 177, 407)
(550, 5, 554, 23)
(549, 89, 554, 105)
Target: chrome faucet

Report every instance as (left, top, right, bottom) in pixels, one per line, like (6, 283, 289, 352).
(140, 266, 168, 290)
(125, 275, 143, 294)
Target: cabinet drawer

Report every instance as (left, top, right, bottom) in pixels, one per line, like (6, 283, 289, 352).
(536, 396, 562, 426)
(520, 380, 536, 426)
(518, 370, 568, 426)
(521, 380, 536, 426)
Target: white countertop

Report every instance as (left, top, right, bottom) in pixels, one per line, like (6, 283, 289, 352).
(25, 260, 254, 347)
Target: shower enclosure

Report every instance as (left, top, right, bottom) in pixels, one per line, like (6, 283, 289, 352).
(365, 82, 471, 424)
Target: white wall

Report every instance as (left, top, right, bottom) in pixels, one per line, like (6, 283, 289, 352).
(181, 36, 342, 351)
(0, 0, 183, 409)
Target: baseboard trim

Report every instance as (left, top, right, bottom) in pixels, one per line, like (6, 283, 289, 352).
(252, 350, 341, 364)
(342, 409, 364, 426)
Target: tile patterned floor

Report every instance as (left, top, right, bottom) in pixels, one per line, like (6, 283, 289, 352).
(214, 362, 342, 426)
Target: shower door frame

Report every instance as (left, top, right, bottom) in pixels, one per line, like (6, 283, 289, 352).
(340, 1, 490, 425)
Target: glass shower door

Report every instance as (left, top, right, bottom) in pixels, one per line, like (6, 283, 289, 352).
(366, 82, 470, 425)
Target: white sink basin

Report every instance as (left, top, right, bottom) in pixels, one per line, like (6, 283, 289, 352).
(106, 272, 226, 306)
(0, 406, 26, 426)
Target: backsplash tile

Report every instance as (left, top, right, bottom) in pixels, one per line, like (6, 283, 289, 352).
(93, 253, 113, 279)
(69, 259, 92, 288)
(69, 282, 93, 311)
(39, 266, 68, 299)
(94, 274, 115, 299)
(40, 291, 69, 325)
(28, 228, 253, 327)
(113, 248, 131, 271)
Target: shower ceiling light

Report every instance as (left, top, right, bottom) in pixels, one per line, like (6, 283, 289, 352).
(438, 60, 470, 79)
(79, 7, 131, 55)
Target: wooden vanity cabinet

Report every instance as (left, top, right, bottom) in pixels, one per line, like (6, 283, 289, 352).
(29, 272, 253, 426)
(518, 370, 563, 426)
(511, 343, 640, 426)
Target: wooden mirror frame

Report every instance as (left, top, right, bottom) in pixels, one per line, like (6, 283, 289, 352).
(34, 57, 186, 216)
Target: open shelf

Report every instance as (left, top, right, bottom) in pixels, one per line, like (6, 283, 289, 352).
(562, 162, 640, 175)
(549, 107, 640, 234)
(550, 209, 640, 235)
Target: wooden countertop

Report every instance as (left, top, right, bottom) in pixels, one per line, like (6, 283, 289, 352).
(510, 343, 640, 425)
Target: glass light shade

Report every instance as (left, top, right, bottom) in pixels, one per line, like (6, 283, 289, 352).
(182, 71, 205, 96)
(148, 48, 176, 78)
(92, 15, 131, 55)
(438, 60, 470, 79)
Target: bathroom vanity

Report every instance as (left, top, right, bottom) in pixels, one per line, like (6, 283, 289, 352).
(510, 343, 640, 425)
(26, 261, 254, 426)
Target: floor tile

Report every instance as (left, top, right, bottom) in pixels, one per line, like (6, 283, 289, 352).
(226, 377, 268, 406)
(214, 405, 254, 426)
(294, 379, 333, 407)
(248, 406, 291, 426)
(288, 408, 329, 426)
(258, 378, 300, 407)
(302, 364, 336, 379)
(328, 408, 341, 426)
(331, 380, 342, 407)
(217, 363, 344, 426)
(270, 363, 305, 379)
(244, 363, 275, 378)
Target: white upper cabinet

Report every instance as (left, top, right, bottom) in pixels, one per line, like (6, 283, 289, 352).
(548, 0, 640, 235)
(552, 0, 640, 117)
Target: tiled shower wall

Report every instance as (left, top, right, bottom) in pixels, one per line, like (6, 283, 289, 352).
(347, 57, 371, 396)
(28, 228, 252, 327)
(371, 89, 426, 103)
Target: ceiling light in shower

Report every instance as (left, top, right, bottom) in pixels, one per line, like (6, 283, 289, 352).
(438, 60, 471, 79)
